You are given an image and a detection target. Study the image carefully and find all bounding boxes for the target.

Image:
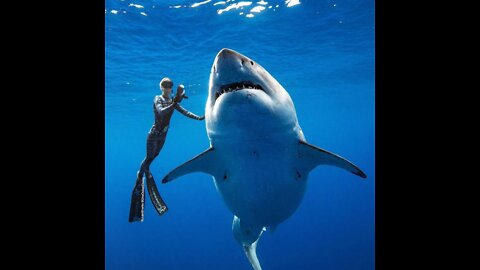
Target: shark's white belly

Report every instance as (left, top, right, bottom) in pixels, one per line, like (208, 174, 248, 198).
(212, 140, 307, 227)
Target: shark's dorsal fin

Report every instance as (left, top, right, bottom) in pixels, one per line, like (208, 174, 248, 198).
(298, 141, 367, 178)
(162, 147, 218, 183)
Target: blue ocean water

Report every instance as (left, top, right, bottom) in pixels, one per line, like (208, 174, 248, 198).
(105, 0, 374, 269)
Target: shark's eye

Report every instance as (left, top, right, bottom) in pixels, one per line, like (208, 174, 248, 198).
(250, 61, 254, 65)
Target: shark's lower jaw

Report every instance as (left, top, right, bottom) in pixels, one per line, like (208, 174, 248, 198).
(215, 80, 264, 100)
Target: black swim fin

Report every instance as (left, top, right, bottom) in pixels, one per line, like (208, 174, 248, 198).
(128, 172, 145, 222)
(146, 173, 168, 216)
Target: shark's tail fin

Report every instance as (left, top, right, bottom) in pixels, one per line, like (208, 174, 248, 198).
(129, 171, 145, 222)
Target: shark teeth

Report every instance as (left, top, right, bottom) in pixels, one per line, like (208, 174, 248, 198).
(216, 81, 264, 100)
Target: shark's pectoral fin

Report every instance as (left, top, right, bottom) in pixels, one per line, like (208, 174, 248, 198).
(298, 141, 367, 178)
(162, 147, 218, 183)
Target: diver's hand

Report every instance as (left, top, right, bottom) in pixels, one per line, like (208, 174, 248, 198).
(173, 85, 185, 103)
(199, 115, 205, 120)
(177, 84, 185, 96)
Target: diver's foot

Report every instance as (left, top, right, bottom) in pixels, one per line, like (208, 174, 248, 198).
(145, 173, 169, 216)
(129, 172, 145, 222)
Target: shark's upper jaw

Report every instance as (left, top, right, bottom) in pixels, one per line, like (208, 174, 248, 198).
(215, 80, 264, 100)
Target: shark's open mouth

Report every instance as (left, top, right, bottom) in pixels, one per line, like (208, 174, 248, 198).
(215, 80, 264, 100)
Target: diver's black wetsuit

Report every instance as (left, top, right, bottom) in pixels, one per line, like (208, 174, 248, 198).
(129, 95, 204, 222)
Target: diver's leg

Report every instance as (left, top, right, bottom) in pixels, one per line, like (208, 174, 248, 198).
(142, 131, 159, 173)
(145, 133, 169, 216)
(128, 132, 156, 222)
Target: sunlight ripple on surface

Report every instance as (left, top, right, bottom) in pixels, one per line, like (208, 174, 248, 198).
(128, 3, 144, 9)
(217, 1, 253, 15)
(250, 6, 265, 13)
(191, 0, 212, 8)
(285, 0, 300, 8)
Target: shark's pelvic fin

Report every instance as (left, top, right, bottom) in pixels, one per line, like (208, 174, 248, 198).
(298, 141, 367, 178)
(162, 147, 218, 183)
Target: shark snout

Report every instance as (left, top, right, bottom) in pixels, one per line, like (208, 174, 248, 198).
(217, 48, 249, 62)
(217, 48, 239, 58)
(214, 48, 243, 71)
(214, 48, 256, 72)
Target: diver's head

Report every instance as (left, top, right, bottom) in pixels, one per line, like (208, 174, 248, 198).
(159, 77, 173, 97)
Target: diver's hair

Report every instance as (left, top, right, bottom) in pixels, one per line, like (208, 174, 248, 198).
(159, 77, 173, 90)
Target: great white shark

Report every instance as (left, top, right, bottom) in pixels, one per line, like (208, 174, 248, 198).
(162, 48, 366, 270)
